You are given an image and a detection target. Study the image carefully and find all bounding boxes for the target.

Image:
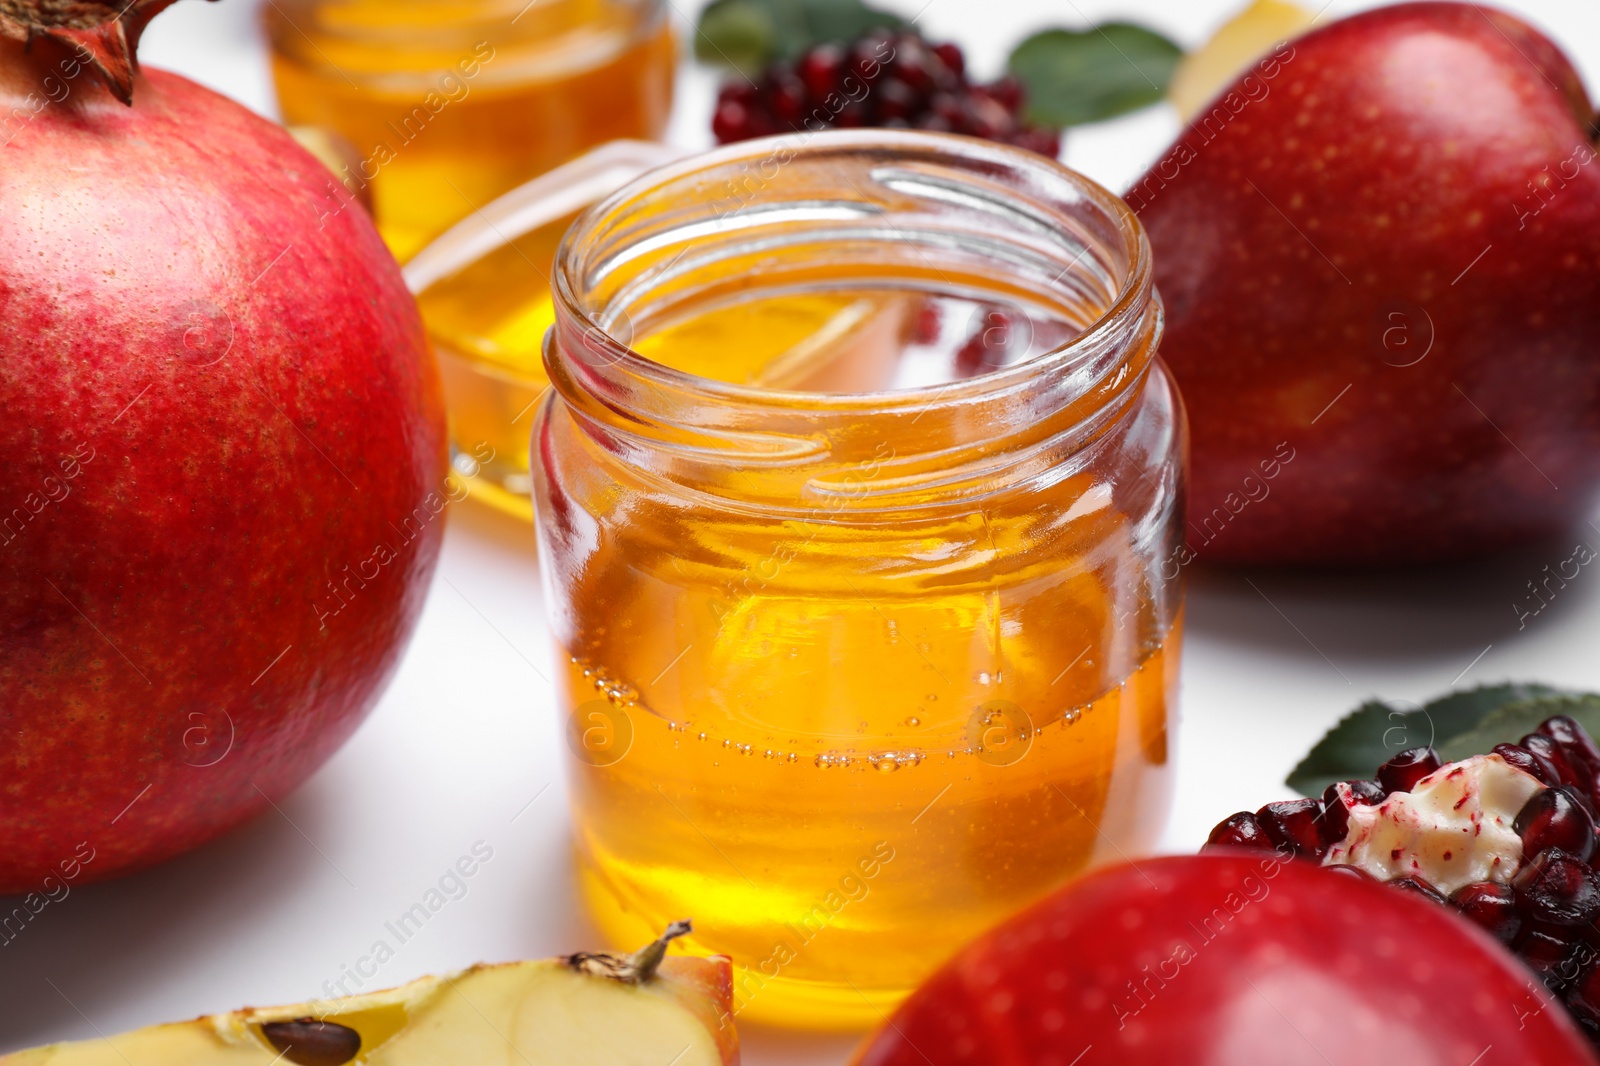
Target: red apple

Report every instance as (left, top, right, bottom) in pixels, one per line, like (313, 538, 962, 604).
(853, 853, 1599, 1065)
(0, 2, 445, 891)
(1132, 2, 1600, 564)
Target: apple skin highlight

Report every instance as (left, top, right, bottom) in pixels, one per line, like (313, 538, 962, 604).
(852, 853, 1600, 1066)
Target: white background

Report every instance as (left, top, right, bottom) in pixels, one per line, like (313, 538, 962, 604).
(5, 1, 1600, 1062)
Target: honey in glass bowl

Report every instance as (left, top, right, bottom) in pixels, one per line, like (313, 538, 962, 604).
(410, 204, 573, 516)
(264, 0, 674, 262)
(406, 141, 923, 518)
(405, 142, 684, 517)
(534, 131, 1187, 1029)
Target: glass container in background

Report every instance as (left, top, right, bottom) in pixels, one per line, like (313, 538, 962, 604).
(406, 141, 931, 519)
(405, 142, 684, 517)
(264, 0, 674, 262)
(534, 131, 1187, 1027)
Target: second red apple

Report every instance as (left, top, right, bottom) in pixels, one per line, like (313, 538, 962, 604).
(1134, 2, 1600, 564)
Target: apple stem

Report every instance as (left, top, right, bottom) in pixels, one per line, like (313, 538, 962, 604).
(564, 919, 694, 985)
(626, 919, 694, 981)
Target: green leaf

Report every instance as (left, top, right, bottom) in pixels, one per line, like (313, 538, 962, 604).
(695, 0, 902, 78)
(1285, 683, 1567, 798)
(1006, 23, 1183, 129)
(694, 0, 780, 77)
(1438, 695, 1600, 763)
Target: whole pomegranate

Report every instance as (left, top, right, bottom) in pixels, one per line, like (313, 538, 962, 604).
(0, 0, 446, 891)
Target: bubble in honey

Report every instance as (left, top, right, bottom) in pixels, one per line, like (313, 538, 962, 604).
(869, 751, 925, 773)
(570, 658, 642, 710)
(904, 716, 921, 727)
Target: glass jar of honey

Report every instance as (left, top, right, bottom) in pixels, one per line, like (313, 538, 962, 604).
(263, 0, 674, 262)
(534, 131, 1185, 1029)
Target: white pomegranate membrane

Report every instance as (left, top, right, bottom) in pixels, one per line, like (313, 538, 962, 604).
(1323, 753, 1546, 894)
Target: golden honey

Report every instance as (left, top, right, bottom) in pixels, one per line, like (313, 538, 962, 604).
(417, 242, 913, 515)
(563, 592, 1180, 1027)
(264, 0, 674, 262)
(534, 132, 1186, 1028)
(413, 214, 568, 516)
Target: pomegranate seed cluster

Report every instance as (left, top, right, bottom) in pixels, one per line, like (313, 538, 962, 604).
(1207, 714, 1600, 1045)
(712, 30, 1061, 157)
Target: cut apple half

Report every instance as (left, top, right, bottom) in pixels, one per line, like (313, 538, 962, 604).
(1168, 0, 1316, 120)
(3, 922, 738, 1066)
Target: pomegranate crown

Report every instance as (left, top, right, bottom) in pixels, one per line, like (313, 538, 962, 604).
(0, 0, 217, 105)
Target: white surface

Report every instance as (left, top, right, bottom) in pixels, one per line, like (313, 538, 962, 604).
(8, 1, 1600, 1063)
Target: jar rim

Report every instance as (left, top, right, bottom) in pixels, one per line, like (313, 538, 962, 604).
(550, 129, 1154, 416)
